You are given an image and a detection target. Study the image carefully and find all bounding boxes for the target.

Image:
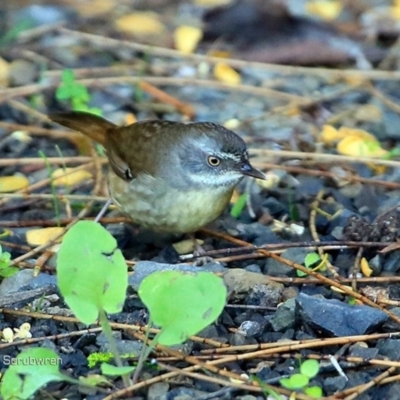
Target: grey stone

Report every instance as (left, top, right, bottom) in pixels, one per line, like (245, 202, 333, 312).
(238, 320, 261, 337)
(377, 339, 400, 360)
(0, 269, 35, 296)
(296, 293, 388, 336)
(129, 261, 226, 290)
(323, 376, 347, 394)
(147, 382, 169, 400)
(270, 298, 296, 332)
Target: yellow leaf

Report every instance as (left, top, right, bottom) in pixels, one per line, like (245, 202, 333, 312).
(125, 113, 137, 125)
(52, 168, 92, 187)
(338, 127, 377, 141)
(26, 227, 64, 246)
(354, 104, 382, 122)
(0, 57, 9, 88)
(0, 175, 29, 193)
(360, 257, 373, 277)
(306, 0, 342, 20)
(172, 238, 204, 255)
(115, 12, 165, 36)
(337, 136, 388, 158)
(194, 0, 232, 6)
(320, 125, 345, 144)
(214, 62, 241, 85)
(174, 25, 203, 54)
(344, 75, 366, 87)
(256, 171, 281, 190)
(71, 0, 116, 17)
(390, 5, 400, 19)
(230, 188, 240, 204)
(208, 50, 232, 58)
(284, 106, 301, 117)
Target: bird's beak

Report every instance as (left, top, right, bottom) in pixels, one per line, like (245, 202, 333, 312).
(240, 162, 266, 180)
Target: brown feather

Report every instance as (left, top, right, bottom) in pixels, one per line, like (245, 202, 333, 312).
(48, 111, 117, 145)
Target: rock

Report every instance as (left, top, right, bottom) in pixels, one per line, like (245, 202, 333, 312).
(245, 283, 282, 307)
(377, 339, 400, 360)
(129, 261, 226, 290)
(323, 376, 347, 394)
(296, 293, 388, 337)
(223, 269, 283, 300)
(0, 269, 35, 296)
(270, 299, 296, 332)
(349, 343, 379, 359)
(147, 382, 169, 400)
(237, 320, 261, 337)
(264, 247, 309, 276)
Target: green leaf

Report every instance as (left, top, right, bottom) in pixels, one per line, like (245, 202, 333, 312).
(79, 374, 111, 387)
(61, 69, 75, 85)
(87, 352, 114, 368)
(55, 85, 72, 100)
(139, 271, 227, 346)
(300, 359, 319, 378)
(280, 373, 309, 389)
(0, 348, 69, 400)
(0, 246, 16, 278)
(0, 266, 19, 278)
(230, 193, 248, 218)
(296, 269, 308, 277)
(57, 221, 128, 324)
(101, 363, 135, 376)
(304, 385, 323, 398)
(304, 253, 320, 268)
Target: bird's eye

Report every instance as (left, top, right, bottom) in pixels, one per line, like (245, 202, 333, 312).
(207, 156, 221, 167)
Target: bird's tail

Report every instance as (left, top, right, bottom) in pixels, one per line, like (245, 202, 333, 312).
(48, 111, 117, 145)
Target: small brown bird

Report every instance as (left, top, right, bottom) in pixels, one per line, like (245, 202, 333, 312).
(49, 111, 265, 234)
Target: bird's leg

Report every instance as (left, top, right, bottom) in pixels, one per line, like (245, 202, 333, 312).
(190, 233, 215, 266)
(94, 198, 113, 222)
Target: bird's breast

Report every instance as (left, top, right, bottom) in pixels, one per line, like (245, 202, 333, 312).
(107, 171, 234, 234)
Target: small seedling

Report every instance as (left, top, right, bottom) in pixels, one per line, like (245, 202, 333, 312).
(39, 150, 61, 226)
(280, 359, 322, 398)
(57, 221, 130, 383)
(0, 244, 17, 278)
(0, 348, 76, 400)
(56, 69, 102, 114)
(230, 193, 248, 218)
(133, 270, 227, 381)
(297, 252, 327, 277)
(139, 270, 227, 346)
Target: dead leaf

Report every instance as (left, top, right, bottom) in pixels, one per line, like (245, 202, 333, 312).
(195, 0, 232, 6)
(360, 257, 373, 277)
(70, 0, 116, 17)
(0, 175, 29, 192)
(320, 125, 345, 144)
(213, 62, 241, 85)
(0, 57, 9, 88)
(174, 25, 203, 54)
(306, 0, 342, 20)
(52, 168, 92, 187)
(115, 12, 165, 36)
(172, 238, 204, 255)
(337, 136, 388, 158)
(26, 227, 64, 246)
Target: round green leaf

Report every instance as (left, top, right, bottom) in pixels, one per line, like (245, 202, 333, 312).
(305, 385, 323, 398)
(101, 362, 135, 376)
(280, 373, 309, 389)
(0, 348, 66, 400)
(139, 271, 227, 346)
(304, 253, 320, 268)
(57, 221, 128, 324)
(300, 359, 320, 378)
